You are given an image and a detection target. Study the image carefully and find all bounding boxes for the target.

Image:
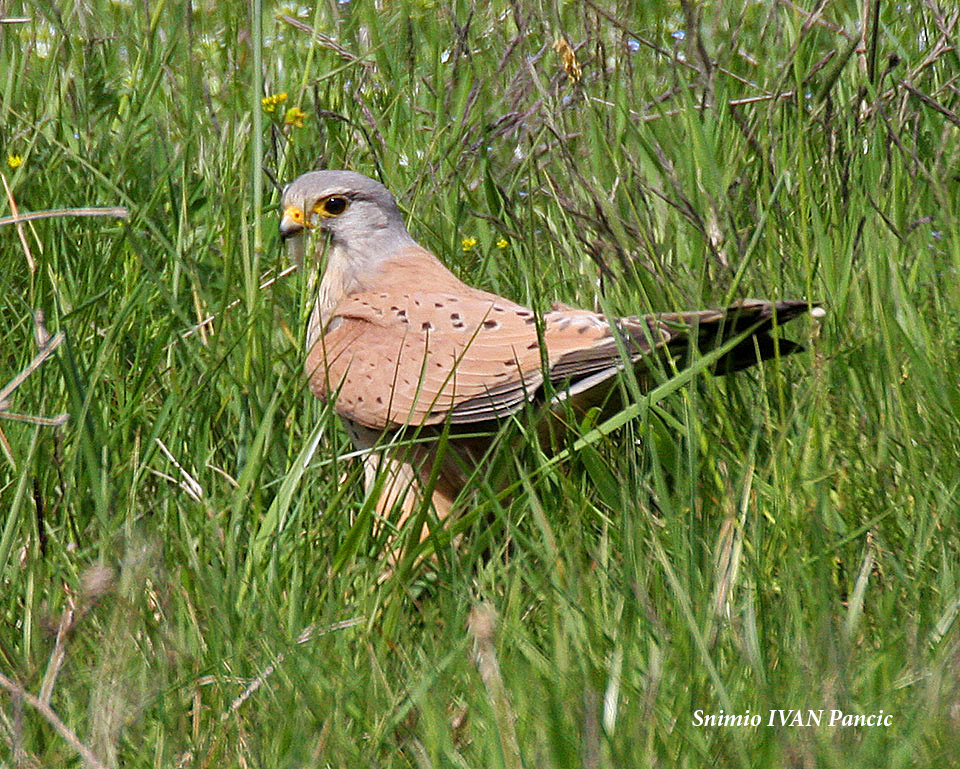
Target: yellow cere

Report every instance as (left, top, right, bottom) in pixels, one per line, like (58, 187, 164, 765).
(283, 205, 308, 227)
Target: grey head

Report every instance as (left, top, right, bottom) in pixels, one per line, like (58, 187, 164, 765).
(279, 170, 416, 254)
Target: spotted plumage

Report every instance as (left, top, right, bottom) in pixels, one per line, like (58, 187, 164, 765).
(281, 170, 821, 546)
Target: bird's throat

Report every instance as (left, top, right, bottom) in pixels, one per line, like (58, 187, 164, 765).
(308, 241, 374, 352)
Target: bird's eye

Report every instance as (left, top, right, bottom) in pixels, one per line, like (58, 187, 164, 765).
(316, 196, 349, 217)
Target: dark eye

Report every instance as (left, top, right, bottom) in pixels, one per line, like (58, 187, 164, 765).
(321, 196, 348, 216)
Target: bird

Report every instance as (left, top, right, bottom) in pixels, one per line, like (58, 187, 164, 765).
(280, 169, 821, 550)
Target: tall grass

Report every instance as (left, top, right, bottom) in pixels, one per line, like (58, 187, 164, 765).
(2, 1, 959, 766)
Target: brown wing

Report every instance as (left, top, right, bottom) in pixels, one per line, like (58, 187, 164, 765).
(307, 289, 534, 428)
(452, 299, 817, 420)
(306, 292, 815, 430)
(445, 307, 672, 423)
(305, 288, 636, 429)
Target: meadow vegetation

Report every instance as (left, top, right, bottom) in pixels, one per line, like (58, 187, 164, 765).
(2, 0, 960, 766)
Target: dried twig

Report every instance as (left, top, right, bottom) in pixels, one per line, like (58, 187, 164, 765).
(222, 617, 363, 722)
(468, 604, 523, 769)
(0, 206, 129, 227)
(0, 316, 69, 449)
(0, 672, 110, 769)
(1, 172, 34, 272)
(0, 331, 65, 412)
(39, 604, 76, 706)
(782, 0, 850, 36)
(155, 438, 204, 501)
(278, 15, 373, 69)
(172, 262, 300, 347)
(583, 0, 768, 92)
(589, 89, 795, 124)
(899, 79, 960, 129)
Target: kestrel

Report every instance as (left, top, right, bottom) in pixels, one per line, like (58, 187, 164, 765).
(280, 170, 820, 543)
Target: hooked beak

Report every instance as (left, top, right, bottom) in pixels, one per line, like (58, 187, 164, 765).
(279, 205, 307, 240)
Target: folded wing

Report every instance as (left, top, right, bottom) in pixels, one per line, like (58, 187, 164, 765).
(306, 291, 815, 430)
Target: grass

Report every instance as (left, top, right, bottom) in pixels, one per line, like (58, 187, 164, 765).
(2, 0, 960, 766)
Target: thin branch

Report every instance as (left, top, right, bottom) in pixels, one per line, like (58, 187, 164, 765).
(899, 79, 960, 129)
(0, 672, 110, 769)
(0, 332, 64, 406)
(1, 172, 34, 272)
(39, 605, 76, 706)
(278, 15, 373, 69)
(0, 411, 69, 427)
(468, 604, 523, 769)
(0, 206, 129, 227)
(155, 438, 205, 502)
(222, 618, 363, 721)
(171, 262, 300, 346)
(588, 90, 796, 124)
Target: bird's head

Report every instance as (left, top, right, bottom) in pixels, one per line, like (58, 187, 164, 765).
(280, 170, 414, 264)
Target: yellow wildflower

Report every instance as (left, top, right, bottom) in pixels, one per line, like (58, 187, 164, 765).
(7, 155, 23, 169)
(284, 106, 307, 128)
(461, 237, 478, 252)
(496, 237, 508, 249)
(261, 92, 288, 114)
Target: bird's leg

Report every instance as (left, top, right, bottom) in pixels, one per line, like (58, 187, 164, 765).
(360, 441, 453, 567)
